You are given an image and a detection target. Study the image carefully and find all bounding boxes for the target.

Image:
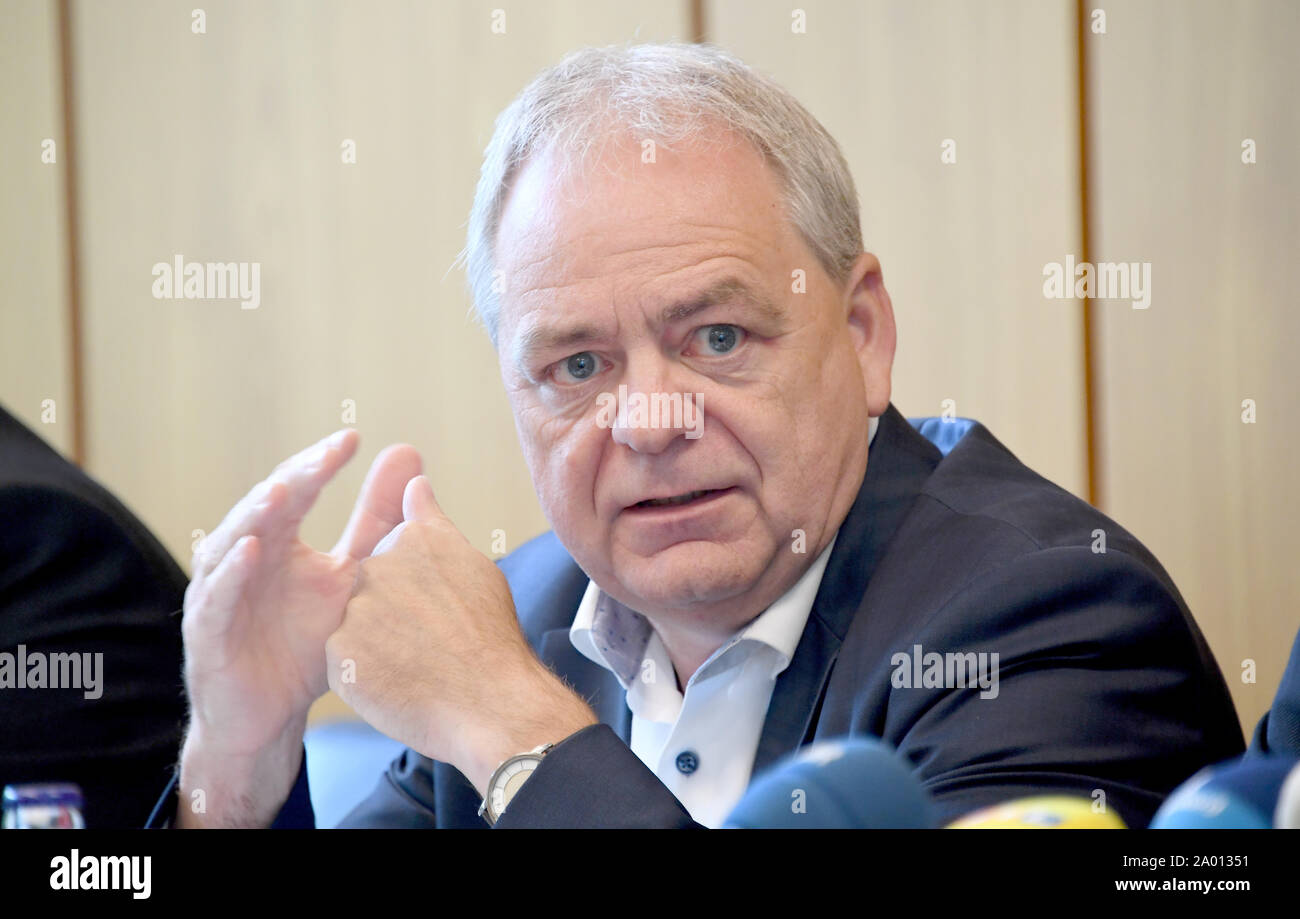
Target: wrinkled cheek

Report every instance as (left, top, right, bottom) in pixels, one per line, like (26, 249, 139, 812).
(753, 435, 819, 536)
(517, 408, 569, 478)
(530, 421, 605, 539)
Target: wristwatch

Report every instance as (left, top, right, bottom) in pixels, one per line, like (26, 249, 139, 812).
(478, 743, 554, 826)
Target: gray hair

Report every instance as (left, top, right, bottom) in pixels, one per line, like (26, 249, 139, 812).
(463, 41, 863, 345)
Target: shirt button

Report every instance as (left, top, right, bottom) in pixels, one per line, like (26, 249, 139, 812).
(675, 751, 699, 775)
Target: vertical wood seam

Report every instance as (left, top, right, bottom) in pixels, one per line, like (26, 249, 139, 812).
(56, 0, 86, 467)
(1075, 0, 1100, 507)
(690, 0, 707, 43)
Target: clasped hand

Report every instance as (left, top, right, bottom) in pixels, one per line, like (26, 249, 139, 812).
(177, 430, 593, 827)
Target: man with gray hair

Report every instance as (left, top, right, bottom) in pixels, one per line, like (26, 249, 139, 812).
(154, 43, 1241, 829)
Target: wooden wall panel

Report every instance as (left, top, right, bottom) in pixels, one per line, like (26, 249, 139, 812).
(67, 0, 689, 720)
(68, 0, 687, 568)
(0, 0, 73, 457)
(708, 0, 1088, 499)
(1090, 0, 1300, 735)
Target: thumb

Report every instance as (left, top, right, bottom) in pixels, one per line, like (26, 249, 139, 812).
(332, 443, 423, 561)
(402, 474, 443, 523)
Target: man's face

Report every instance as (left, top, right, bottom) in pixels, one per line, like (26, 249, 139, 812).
(494, 130, 894, 640)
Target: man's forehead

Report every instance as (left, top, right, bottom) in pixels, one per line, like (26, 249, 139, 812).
(495, 139, 800, 351)
(496, 130, 788, 272)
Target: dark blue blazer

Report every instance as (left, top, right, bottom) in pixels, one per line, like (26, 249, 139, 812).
(151, 403, 1245, 828)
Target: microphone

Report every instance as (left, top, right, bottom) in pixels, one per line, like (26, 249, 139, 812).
(1150, 754, 1300, 829)
(723, 736, 936, 828)
(947, 796, 1127, 829)
(1275, 759, 1300, 828)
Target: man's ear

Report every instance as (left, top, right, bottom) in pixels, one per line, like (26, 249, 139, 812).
(844, 251, 897, 417)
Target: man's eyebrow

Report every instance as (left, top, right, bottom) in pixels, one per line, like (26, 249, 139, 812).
(512, 277, 782, 367)
(513, 322, 604, 367)
(660, 277, 784, 325)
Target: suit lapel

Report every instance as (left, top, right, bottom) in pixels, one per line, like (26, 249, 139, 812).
(751, 404, 942, 775)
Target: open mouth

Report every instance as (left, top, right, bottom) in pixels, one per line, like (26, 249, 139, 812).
(631, 487, 729, 509)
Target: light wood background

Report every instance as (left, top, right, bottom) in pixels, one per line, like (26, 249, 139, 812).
(1, 0, 73, 457)
(1089, 0, 1299, 738)
(1, 0, 1294, 737)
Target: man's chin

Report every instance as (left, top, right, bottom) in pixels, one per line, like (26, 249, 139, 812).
(603, 539, 770, 614)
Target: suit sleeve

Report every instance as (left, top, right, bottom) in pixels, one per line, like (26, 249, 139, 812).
(495, 724, 703, 828)
(886, 545, 1245, 828)
(335, 726, 703, 828)
(337, 748, 448, 828)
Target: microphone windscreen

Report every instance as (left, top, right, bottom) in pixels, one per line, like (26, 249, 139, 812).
(1275, 760, 1300, 829)
(723, 737, 935, 828)
(1150, 755, 1299, 829)
(947, 796, 1127, 829)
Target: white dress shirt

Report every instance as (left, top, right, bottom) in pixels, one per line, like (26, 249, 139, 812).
(566, 417, 876, 826)
(569, 535, 838, 827)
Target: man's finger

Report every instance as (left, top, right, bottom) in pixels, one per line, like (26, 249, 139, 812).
(185, 534, 261, 645)
(275, 428, 361, 524)
(193, 429, 358, 581)
(333, 443, 424, 561)
(191, 480, 286, 582)
(402, 474, 445, 524)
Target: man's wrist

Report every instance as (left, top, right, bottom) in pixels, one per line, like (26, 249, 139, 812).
(176, 719, 307, 828)
(461, 667, 597, 796)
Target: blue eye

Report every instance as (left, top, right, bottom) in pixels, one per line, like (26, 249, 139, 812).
(555, 351, 601, 383)
(698, 324, 743, 354)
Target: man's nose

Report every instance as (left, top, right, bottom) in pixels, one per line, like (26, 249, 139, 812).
(608, 362, 698, 454)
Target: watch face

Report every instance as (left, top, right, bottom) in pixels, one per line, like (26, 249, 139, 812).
(489, 755, 543, 818)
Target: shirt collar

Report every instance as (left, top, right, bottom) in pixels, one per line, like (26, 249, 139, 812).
(569, 583, 652, 687)
(570, 533, 839, 689)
